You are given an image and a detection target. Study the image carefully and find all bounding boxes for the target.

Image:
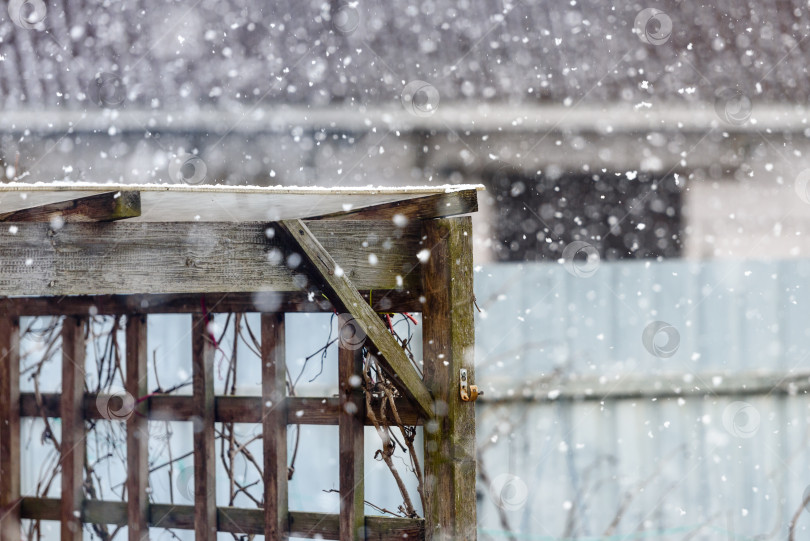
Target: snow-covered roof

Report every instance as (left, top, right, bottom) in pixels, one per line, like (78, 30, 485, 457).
(0, 182, 483, 221)
(0, 0, 802, 112)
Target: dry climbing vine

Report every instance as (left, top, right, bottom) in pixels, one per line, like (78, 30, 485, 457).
(17, 308, 426, 540)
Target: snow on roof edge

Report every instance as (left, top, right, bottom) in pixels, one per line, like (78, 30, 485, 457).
(0, 182, 485, 195)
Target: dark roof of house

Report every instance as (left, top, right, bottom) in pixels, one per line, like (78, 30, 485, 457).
(1, 0, 807, 113)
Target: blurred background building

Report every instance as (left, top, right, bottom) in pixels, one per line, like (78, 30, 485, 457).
(4, 0, 810, 262)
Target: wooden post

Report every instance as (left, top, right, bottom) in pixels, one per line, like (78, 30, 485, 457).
(262, 313, 288, 540)
(126, 315, 149, 541)
(339, 345, 365, 541)
(192, 313, 217, 540)
(0, 317, 21, 541)
(421, 217, 477, 541)
(61, 316, 87, 541)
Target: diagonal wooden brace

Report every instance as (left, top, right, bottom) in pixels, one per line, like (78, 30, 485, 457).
(277, 219, 434, 418)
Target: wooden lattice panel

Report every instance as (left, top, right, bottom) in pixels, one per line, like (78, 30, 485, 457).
(0, 302, 425, 541)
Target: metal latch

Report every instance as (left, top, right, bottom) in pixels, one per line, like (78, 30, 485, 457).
(459, 368, 482, 402)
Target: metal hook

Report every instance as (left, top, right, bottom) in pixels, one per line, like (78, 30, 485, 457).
(459, 368, 482, 402)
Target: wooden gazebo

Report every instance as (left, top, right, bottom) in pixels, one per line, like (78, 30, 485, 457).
(0, 184, 481, 541)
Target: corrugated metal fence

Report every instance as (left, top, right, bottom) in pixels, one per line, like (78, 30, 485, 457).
(474, 259, 810, 540)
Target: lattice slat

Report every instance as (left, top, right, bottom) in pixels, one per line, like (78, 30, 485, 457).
(262, 313, 288, 540)
(0, 316, 21, 541)
(192, 313, 217, 539)
(60, 316, 86, 541)
(126, 315, 149, 541)
(339, 346, 366, 541)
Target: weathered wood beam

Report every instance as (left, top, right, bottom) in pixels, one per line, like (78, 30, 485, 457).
(0, 191, 140, 223)
(0, 316, 21, 541)
(421, 217, 476, 541)
(339, 346, 365, 541)
(61, 316, 87, 541)
(126, 315, 149, 541)
(18, 498, 425, 540)
(19, 393, 423, 426)
(312, 190, 477, 221)
(0, 290, 422, 316)
(262, 313, 288, 541)
(191, 313, 217, 540)
(277, 219, 433, 418)
(0, 220, 421, 297)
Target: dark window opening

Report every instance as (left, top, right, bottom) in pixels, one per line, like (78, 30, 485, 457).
(486, 169, 683, 262)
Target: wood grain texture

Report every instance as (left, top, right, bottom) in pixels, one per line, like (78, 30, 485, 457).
(19, 393, 423, 426)
(278, 219, 433, 418)
(0, 220, 422, 297)
(0, 317, 20, 541)
(60, 316, 86, 541)
(0, 191, 141, 223)
(339, 346, 365, 541)
(420, 218, 477, 541)
(0, 290, 421, 316)
(126, 315, 149, 541)
(192, 313, 217, 540)
(312, 190, 477, 221)
(262, 313, 288, 541)
(18, 497, 425, 540)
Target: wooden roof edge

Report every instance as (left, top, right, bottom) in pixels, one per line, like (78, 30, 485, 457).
(310, 188, 478, 221)
(0, 191, 141, 223)
(0, 184, 480, 222)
